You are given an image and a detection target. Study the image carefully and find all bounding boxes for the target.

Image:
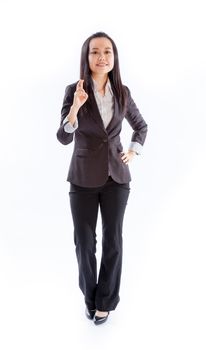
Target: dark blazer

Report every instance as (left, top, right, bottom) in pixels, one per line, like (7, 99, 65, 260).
(57, 82, 148, 187)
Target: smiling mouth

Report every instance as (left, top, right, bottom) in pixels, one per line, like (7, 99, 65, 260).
(96, 64, 108, 66)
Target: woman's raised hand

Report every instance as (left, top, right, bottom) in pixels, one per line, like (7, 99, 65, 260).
(73, 79, 88, 110)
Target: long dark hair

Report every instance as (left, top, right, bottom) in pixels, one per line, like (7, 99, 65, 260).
(80, 32, 127, 114)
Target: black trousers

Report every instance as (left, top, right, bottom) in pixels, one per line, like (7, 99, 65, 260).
(69, 176, 130, 311)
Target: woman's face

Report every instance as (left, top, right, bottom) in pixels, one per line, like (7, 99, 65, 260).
(88, 37, 114, 77)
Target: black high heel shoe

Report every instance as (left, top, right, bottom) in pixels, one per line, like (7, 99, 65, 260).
(94, 311, 109, 325)
(85, 308, 96, 320)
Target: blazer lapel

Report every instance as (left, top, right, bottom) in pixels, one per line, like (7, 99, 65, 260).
(84, 90, 121, 134)
(85, 90, 106, 132)
(106, 96, 121, 133)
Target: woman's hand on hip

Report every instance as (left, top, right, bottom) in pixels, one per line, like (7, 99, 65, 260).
(73, 79, 88, 110)
(121, 150, 136, 164)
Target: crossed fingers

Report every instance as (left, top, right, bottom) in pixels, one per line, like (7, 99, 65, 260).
(76, 79, 85, 92)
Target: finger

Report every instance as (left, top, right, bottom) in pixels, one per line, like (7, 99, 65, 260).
(121, 158, 127, 163)
(122, 157, 128, 163)
(121, 153, 127, 160)
(80, 79, 84, 89)
(77, 79, 84, 90)
(122, 157, 129, 164)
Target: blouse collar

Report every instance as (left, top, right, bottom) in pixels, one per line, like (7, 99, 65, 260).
(92, 77, 113, 96)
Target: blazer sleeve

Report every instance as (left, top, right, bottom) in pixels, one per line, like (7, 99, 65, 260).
(56, 85, 75, 145)
(125, 86, 148, 146)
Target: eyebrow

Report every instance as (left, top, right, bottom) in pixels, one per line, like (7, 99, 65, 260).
(90, 47, 112, 50)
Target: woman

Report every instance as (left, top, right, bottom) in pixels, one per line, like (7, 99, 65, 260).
(57, 32, 148, 325)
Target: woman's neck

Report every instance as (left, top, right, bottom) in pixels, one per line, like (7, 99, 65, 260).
(92, 74, 108, 91)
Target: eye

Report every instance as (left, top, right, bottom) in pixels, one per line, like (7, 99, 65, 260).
(90, 51, 98, 54)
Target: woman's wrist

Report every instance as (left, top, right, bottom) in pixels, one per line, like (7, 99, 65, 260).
(70, 104, 79, 114)
(128, 150, 136, 155)
(66, 105, 79, 125)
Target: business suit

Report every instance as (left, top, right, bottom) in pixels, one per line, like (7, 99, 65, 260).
(57, 82, 147, 311)
(57, 82, 147, 187)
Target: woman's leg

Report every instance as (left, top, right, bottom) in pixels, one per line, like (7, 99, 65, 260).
(96, 178, 130, 311)
(69, 183, 99, 310)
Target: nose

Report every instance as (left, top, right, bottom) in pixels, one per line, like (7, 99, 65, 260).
(98, 53, 105, 61)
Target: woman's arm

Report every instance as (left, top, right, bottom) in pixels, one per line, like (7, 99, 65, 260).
(56, 80, 88, 145)
(56, 84, 76, 145)
(124, 86, 148, 147)
(121, 86, 148, 164)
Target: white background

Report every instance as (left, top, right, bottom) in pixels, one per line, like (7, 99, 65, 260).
(0, 0, 206, 349)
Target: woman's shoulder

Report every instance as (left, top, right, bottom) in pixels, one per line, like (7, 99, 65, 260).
(121, 84, 132, 100)
(64, 81, 78, 95)
(122, 84, 130, 93)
